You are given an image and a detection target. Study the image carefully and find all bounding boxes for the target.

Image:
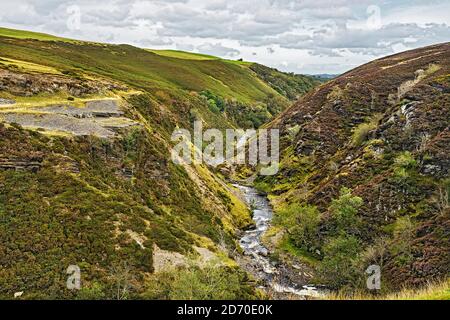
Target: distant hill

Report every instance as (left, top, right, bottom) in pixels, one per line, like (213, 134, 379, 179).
(310, 74, 340, 81)
(250, 63, 320, 101)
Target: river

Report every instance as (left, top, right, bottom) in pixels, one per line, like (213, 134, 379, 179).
(234, 184, 323, 299)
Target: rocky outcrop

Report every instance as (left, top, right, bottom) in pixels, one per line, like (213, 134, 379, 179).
(0, 69, 126, 97)
(0, 99, 138, 138)
(0, 98, 15, 105)
(0, 156, 42, 172)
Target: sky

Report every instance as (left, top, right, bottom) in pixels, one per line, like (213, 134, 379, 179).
(0, 0, 449, 74)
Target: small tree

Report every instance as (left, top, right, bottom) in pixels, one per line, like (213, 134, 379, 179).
(330, 187, 363, 235)
(318, 234, 362, 289)
(109, 262, 135, 300)
(290, 205, 321, 252)
(275, 203, 321, 252)
(391, 216, 416, 265)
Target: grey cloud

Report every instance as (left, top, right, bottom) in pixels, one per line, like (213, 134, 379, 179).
(240, 21, 450, 57)
(196, 43, 240, 57)
(0, 0, 449, 73)
(176, 43, 195, 51)
(138, 37, 174, 47)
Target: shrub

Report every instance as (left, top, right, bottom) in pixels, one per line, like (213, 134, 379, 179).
(394, 152, 417, 169)
(76, 282, 106, 300)
(142, 265, 257, 300)
(351, 115, 381, 147)
(253, 181, 271, 194)
(274, 203, 321, 252)
(392, 152, 417, 191)
(330, 187, 363, 235)
(318, 234, 362, 289)
(391, 216, 416, 265)
(352, 123, 374, 146)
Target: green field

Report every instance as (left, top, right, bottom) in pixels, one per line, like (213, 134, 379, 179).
(146, 49, 219, 61)
(147, 49, 253, 66)
(0, 27, 78, 43)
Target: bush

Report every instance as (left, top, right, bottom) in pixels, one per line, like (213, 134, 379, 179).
(253, 181, 271, 194)
(330, 188, 363, 235)
(391, 216, 416, 265)
(142, 265, 257, 300)
(351, 114, 381, 147)
(392, 152, 417, 191)
(352, 123, 374, 147)
(76, 282, 106, 300)
(394, 152, 417, 169)
(318, 234, 362, 289)
(276, 204, 321, 252)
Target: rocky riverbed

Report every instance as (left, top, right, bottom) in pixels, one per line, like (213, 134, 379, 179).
(234, 184, 324, 299)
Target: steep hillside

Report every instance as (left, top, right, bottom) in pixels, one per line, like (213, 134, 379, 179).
(257, 43, 449, 292)
(0, 28, 318, 299)
(250, 63, 319, 100)
(0, 28, 318, 129)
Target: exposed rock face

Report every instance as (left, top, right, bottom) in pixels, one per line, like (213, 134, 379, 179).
(0, 69, 126, 97)
(0, 98, 15, 105)
(0, 156, 42, 172)
(152, 244, 187, 273)
(267, 43, 450, 288)
(29, 100, 124, 118)
(1, 113, 118, 138)
(0, 99, 138, 138)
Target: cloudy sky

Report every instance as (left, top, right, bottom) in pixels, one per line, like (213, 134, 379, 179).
(0, 0, 449, 74)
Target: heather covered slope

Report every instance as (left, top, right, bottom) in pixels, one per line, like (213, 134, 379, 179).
(258, 43, 449, 291)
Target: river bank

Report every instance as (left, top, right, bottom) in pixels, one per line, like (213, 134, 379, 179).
(233, 184, 325, 299)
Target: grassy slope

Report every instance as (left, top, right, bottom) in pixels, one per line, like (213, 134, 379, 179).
(0, 27, 76, 42)
(0, 27, 322, 299)
(0, 28, 273, 104)
(146, 49, 220, 61)
(147, 49, 253, 66)
(0, 28, 287, 299)
(398, 281, 450, 300)
(325, 280, 450, 300)
(250, 63, 320, 100)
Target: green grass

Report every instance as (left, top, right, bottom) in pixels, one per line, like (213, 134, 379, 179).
(0, 56, 61, 74)
(0, 27, 77, 43)
(0, 27, 316, 111)
(325, 279, 450, 300)
(278, 236, 319, 266)
(146, 49, 219, 61)
(0, 34, 275, 104)
(147, 49, 253, 66)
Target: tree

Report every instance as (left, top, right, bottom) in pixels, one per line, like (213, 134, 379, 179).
(318, 234, 362, 289)
(280, 204, 321, 252)
(109, 262, 136, 300)
(330, 187, 363, 235)
(142, 264, 256, 300)
(391, 216, 416, 265)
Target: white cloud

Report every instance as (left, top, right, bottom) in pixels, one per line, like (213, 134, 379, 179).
(196, 42, 240, 57)
(0, 0, 448, 74)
